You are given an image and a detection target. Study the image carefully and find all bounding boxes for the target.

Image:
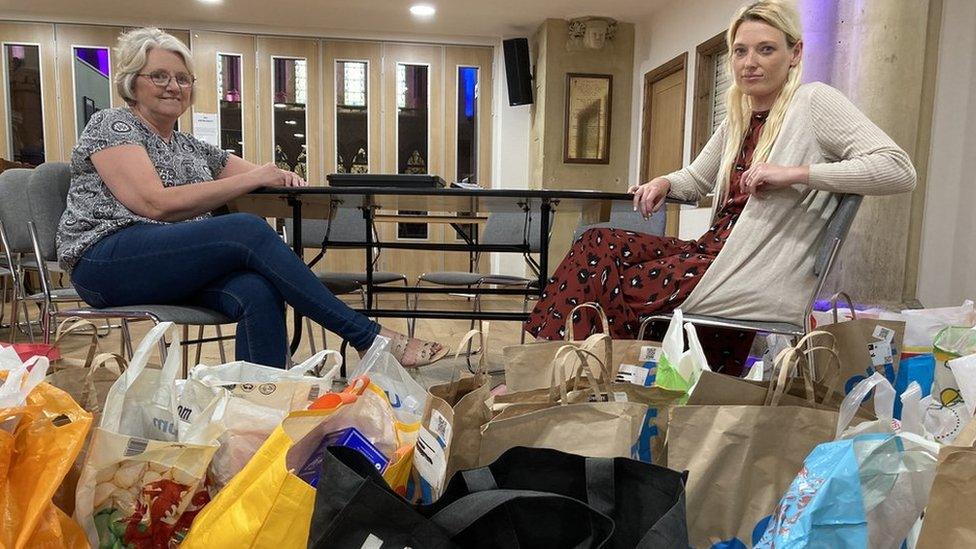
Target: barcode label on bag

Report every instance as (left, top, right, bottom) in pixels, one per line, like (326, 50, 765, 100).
(617, 364, 651, 386)
(638, 346, 661, 363)
(873, 325, 895, 344)
(430, 410, 452, 444)
(307, 385, 321, 401)
(868, 341, 893, 367)
(124, 437, 149, 457)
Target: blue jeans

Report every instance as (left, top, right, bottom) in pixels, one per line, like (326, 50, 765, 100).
(70, 213, 381, 367)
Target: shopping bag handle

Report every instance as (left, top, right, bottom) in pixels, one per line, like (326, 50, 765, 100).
(564, 302, 610, 341)
(288, 349, 343, 378)
(53, 316, 101, 370)
(829, 292, 858, 323)
(429, 488, 614, 547)
(835, 371, 895, 438)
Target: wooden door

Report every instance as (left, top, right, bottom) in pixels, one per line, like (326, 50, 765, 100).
(190, 31, 258, 164)
(379, 43, 444, 284)
(54, 24, 125, 154)
(0, 22, 62, 164)
(639, 54, 687, 237)
(256, 36, 321, 184)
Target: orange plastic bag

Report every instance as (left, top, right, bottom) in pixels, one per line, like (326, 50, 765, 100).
(0, 366, 93, 548)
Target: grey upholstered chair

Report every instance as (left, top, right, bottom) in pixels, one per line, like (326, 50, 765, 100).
(413, 210, 546, 347)
(572, 201, 667, 241)
(0, 167, 83, 342)
(641, 193, 864, 340)
(21, 162, 234, 367)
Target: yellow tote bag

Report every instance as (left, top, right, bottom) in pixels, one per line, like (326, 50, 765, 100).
(183, 378, 418, 548)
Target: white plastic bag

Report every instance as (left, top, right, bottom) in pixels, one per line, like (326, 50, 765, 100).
(879, 300, 976, 351)
(350, 335, 427, 424)
(949, 352, 976, 417)
(75, 322, 220, 548)
(0, 346, 48, 409)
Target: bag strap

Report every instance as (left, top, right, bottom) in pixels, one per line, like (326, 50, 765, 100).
(585, 457, 616, 517)
(829, 292, 858, 323)
(53, 317, 100, 370)
(564, 303, 610, 341)
(429, 488, 614, 548)
(79, 352, 128, 411)
(288, 349, 343, 378)
(835, 371, 896, 438)
(461, 467, 499, 492)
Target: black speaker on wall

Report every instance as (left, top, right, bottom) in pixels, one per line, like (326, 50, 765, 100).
(503, 38, 533, 106)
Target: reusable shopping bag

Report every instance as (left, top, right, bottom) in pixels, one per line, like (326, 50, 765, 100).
(667, 340, 844, 548)
(74, 322, 221, 548)
(180, 349, 341, 488)
(412, 327, 492, 502)
(916, 418, 976, 548)
(0, 348, 91, 549)
(756, 431, 938, 548)
(816, 293, 905, 399)
(309, 445, 688, 549)
(480, 343, 648, 466)
(182, 376, 419, 548)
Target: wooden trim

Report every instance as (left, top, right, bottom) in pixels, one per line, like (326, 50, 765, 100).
(562, 72, 613, 164)
(639, 52, 687, 238)
(691, 31, 728, 159)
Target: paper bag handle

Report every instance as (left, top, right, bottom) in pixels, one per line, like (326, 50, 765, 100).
(564, 303, 610, 341)
(53, 316, 101, 370)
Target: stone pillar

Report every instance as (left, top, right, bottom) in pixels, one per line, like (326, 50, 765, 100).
(799, 0, 933, 305)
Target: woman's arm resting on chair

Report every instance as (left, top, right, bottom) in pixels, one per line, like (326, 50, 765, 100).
(804, 84, 917, 195)
(92, 146, 305, 222)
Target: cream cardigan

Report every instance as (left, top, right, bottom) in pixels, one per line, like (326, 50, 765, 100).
(663, 82, 917, 325)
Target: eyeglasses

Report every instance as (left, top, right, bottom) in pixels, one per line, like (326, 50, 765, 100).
(138, 70, 196, 88)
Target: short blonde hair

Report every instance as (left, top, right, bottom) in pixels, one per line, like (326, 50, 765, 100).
(114, 27, 194, 104)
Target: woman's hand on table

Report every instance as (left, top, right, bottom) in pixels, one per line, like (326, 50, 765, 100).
(629, 177, 671, 218)
(247, 163, 308, 189)
(740, 163, 809, 195)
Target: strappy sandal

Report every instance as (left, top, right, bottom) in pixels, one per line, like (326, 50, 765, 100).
(389, 334, 449, 368)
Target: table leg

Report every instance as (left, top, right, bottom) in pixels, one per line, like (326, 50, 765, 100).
(363, 204, 375, 311)
(288, 196, 304, 355)
(539, 200, 552, 295)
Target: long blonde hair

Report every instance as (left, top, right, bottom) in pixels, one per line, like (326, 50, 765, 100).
(715, 1, 803, 208)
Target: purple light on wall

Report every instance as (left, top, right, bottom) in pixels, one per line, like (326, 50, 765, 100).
(75, 47, 110, 78)
(798, 0, 840, 84)
(8, 45, 26, 60)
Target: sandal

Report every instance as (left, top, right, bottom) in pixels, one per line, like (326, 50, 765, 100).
(388, 333, 449, 368)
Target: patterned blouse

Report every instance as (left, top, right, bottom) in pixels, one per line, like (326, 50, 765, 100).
(56, 107, 230, 271)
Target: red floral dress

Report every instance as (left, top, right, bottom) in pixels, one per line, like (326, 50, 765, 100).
(525, 111, 770, 341)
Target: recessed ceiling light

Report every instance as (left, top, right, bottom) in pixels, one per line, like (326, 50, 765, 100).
(410, 4, 436, 16)
(198, 0, 222, 4)
(294, 133, 305, 138)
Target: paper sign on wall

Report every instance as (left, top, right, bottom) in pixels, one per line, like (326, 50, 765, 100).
(192, 112, 220, 146)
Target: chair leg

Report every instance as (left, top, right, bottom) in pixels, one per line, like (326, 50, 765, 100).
(401, 278, 411, 337)
(7, 289, 19, 343)
(194, 325, 205, 366)
(121, 319, 134, 359)
(409, 282, 423, 339)
(19, 300, 35, 343)
(306, 317, 318, 354)
(180, 325, 190, 377)
(520, 283, 532, 344)
(215, 325, 227, 363)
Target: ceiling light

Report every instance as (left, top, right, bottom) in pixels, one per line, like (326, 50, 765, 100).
(410, 4, 436, 16)
(274, 103, 287, 108)
(294, 133, 305, 138)
(285, 120, 297, 125)
(198, 0, 223, 4)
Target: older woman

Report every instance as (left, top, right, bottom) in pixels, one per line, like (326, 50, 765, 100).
(57, 28, 446, 367)
(526, 1, 917, 359)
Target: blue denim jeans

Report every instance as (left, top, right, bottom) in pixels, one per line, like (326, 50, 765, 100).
(70, 213, 381, 367)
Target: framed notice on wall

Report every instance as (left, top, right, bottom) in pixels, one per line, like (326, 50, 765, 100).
(564, 73, 613, 164)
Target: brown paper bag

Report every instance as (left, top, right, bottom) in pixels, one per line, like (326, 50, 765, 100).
(916, 417, 976, 548)
(503, 303, 660, 392)
(412, 328, 492, 500)
(817, 293, 906, 399)
(481, 344, 648, 466)
(668, 339, 844, 548)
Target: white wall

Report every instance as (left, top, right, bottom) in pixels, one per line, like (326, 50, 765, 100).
(917, 0, 976, 307)
(490, 39, 533, 277)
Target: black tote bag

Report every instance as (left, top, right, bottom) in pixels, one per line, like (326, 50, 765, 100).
(428, 446, 688, 549)
(308, 446, 616, 549)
